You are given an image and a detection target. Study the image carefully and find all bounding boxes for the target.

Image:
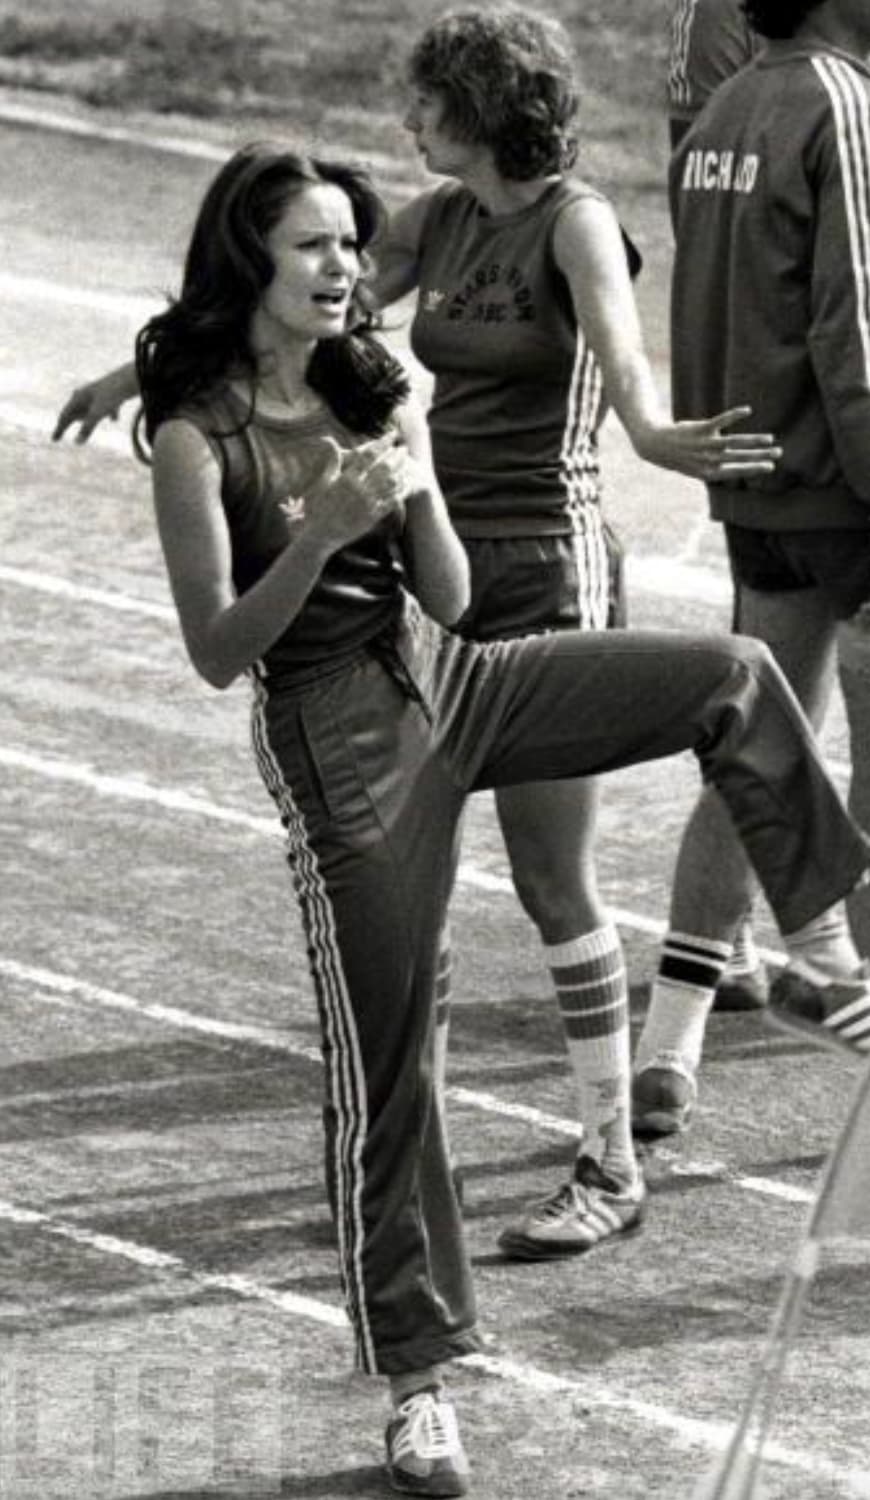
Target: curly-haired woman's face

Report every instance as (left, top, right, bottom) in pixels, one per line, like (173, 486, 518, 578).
(404, 88, 487, 177)
(252, 183, 361, 348)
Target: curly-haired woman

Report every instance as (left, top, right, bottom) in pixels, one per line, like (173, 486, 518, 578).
(375, 6, 779, 1262)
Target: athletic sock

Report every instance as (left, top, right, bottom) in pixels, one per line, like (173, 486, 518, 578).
(635, 931, 733, 1075)
(782, 904, 862, 985)
(722, 918, 761, 979)
(389, 1366, 444, 1407)
(545, 924, 637, 1189)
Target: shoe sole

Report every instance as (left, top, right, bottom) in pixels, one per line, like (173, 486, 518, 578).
(631, 1108, 690, 1140)
(766, 1005, 868, 1059)
(497, 1213, 644, 1263)
(386, 1463, 470, 1498)
(712, 984, 768, 1013)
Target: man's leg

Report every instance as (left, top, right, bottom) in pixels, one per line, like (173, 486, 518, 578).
(634, 585, 851, 1135)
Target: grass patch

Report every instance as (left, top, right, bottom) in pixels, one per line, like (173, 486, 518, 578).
(0, 1, 671, 183)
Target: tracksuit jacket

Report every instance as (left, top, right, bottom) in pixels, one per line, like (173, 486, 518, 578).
(669, 43, 870, 533)
(667, 0, 760, 124)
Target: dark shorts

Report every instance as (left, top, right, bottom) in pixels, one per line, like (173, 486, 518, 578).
(456, 525, 627, 643)
(725, 524, 870, 624)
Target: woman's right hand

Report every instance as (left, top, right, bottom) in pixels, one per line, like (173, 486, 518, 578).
(52, 365, 138, 444)
(295, 433, 409, 549)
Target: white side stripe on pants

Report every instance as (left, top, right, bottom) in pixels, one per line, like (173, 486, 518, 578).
(250, 680, 377, 1372)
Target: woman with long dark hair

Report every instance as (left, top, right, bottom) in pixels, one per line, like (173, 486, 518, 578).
(132, 139, 868, 1494)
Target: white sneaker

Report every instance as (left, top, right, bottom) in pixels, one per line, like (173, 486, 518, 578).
(497, 1155, 645, 1261)
(385, 1389, 470, 1497)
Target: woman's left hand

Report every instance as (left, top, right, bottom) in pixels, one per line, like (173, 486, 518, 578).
(636, 405, 782, 480)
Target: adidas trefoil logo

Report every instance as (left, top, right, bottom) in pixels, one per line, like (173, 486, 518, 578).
(424, 289, 446, 312)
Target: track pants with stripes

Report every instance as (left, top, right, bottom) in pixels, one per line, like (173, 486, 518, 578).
(250, 595, 870, 1375)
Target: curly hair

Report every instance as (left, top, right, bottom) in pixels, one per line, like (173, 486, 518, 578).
(741, 0, 827, 39)
(135, 142, 409, 451)
(408, 6, 579, 181)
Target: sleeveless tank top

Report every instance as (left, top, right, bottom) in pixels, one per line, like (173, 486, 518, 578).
(176, 385, 406, 682)
(409, 177, 607, 538)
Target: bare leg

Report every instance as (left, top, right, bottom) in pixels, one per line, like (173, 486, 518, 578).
(495, 776, 607, 942)
(634, 586, 849, 1134)
(494, 777, 642, 1259)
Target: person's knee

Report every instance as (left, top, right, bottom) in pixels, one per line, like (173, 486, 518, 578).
(507, 849, 593, 933)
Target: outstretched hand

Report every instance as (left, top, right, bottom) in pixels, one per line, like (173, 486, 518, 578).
(638, 406, 782, 480)
(52, 371, 132, 444)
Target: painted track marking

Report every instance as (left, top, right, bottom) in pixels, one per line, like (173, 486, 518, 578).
(0, 738, 792, 965)
(0, 1192, 867, 1494)
(0, 955, 814, 1208)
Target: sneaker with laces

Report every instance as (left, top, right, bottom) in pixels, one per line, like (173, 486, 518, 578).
(496, 1155, 644, 1261)
(767, 964, 870, 1056)
(713, 962, 769, 1012)
(385, 1390, 470, 1497)
(631, 1049, 697, 1138)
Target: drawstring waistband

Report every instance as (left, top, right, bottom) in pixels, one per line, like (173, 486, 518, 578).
(368, 631, 433, 723)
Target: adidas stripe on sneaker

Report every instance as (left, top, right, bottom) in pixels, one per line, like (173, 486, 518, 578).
(385, 1390, 470, 1498)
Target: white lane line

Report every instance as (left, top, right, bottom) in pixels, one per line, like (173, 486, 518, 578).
(0, 269, 159, 320)
(0, 565, 175, 619)
(0, 561, 854, 785)
(628, 553, 732, 607)
(0, 955, 814, 1208)
(0, 1195, 865, 1494)
(0, 1197, 346, 1326)
(0, 100, 229, 161)
(0, 738, 791, 965)
(1, 403, 134, 453)
(0, 97, 417, 185)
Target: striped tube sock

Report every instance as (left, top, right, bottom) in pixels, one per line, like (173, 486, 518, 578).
(545, 924, 637, 1187)
(635, 931, 733, 1074)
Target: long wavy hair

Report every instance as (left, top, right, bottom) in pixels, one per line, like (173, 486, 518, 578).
(741, 0, 826, 38)
(135, 143, 409, 452)
(408, 6, 579, 181)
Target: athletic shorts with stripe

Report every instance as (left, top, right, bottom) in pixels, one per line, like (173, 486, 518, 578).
(250, 594, 869, 1376)
(456, 521, 626, 642)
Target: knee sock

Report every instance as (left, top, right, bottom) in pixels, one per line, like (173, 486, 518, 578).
(635, 932, 732, 1075)
(783, 904, 861, 985)
(545, 923, 637, 1187)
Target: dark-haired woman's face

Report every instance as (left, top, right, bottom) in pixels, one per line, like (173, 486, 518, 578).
(251, 183, 361, 349)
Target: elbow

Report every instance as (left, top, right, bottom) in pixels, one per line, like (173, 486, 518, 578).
(429, 574, 470, 628)
(441, 586, 470, 627)
(191, 649, 240, 691)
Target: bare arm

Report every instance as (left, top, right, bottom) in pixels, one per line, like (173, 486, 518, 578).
(393, 396, 470, 625)
(52, 360, 139, 443)
(152, 419, 406, 689)
(552, 197, 780, 479)
(370, 188, 441, 307)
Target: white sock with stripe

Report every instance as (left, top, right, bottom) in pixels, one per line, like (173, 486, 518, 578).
(782, 904, 861, 985)
(545, 924, 637, 1188)
(635, 931, 733, 1075)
